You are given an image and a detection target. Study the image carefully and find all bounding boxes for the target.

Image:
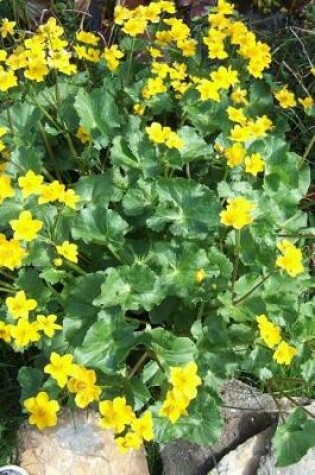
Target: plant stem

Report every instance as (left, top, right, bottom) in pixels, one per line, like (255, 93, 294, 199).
(128, 351, 150, 379)
(231, 229, 241, 294)
(38, 122, 62, 182)
(298, 132, 315, 170)
(64, 261, 87, 276)
(233, 271, 273, 306)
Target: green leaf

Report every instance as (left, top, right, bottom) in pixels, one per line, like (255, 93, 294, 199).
(94, 264, 164, 311)
(72, 208, 129, 248)
(18, 367, 44, 403)
(147, 178, 220, 240)
(153, 391, 222, 446)
(74, 310, 145, 373)
(16, 268, 50, 304)
(1, 102, 42, 146)
(63, 272, 105, 347)
(178, 126, 213, 163)
(75, 174, 122, 209)
(74, 84, 120, 148)
(273, 408, 315, 466)
(150, 328, 196, 369)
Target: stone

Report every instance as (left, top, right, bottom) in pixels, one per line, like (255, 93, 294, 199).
(161, 380, 278, 475)
(18, 409, 149, 475)
(208, 427, 274, 475)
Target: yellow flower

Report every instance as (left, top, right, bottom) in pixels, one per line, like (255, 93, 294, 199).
(217, 0, 235, 15)
(53, 258, 63, 267)
(59, 189, 80, 210)
(37, 315, 62, 338)
(6, 290, 37, 320)
(245, 153, 265, 176)
(0, 19, 16, 38)
(274, 86, 297, 109)
(44, 352, 75, 388)
(195, 269, 206, 284)
(99, 397, 136, 433)
(116, 431, 142, 453)
(152, 61, 170, 79)
(177, 38, 197, 57)
(276, 240, 304, 277)
(102, 45, 124, 72)
(122, 18, 148, 37)
(149, 47, 162, 58)
(0, 175, 14, 204)
(0, 235, 26, 270)
(56, 241, 78, 263)
(231, 88, 248, 105)
(220, 196, 255, 229)
(133, 103, 145, 116)
(76, 31, 100, 46)
(196, 79, 220, 102)
(0, 66, 18, 91)
(24, 392, 60, 431)
(10, 319, 40, 348)
(38, 181, 65, 204)
(159, 389, 189, 424)
(142, 76, 167, 99)
(211, 66, 239, 90)
(76, 125, 90, 144)
(170, 361, 202, 400)
(298, 96, 314, 110)
(10, 210, 43, 242)
(227, 106, 247, 124)
(68, 366, 101, 408)
(131, 411, 154, 442)
(145, 122, 183, 149)
(0, 321, 12, 343)
(229, 124, 251, 142)
(311, 67, 315, 76)
(24, 61, 49, 82)
(224, 143, 246, 167)
(256, 315, 281, 349)
(273, 341, 298, 366)
(18, 171, 44, 198)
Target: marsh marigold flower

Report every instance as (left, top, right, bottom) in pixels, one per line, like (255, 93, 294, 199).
(10, 210, 43, 242)
(220, 196, 255, 229)
(76, 126, 90, 144)
(131, 411, 154, 442)
(256, 315, 281, 349)
(276, 240, 304, 277)
(298, 96, 314, 110)
(99, 396, 135, 433)
(18, 171, 44, 198)
(37, 315, 62, 338)
(44, 352, 75, 388)
(0, 235, 26, 270)
(116, 431, 142, 453)
(6, 290, 37, 320)
(10, 319, 40, 348)
(245, 153, 265, 176)
(24, 392, 60, 430)
(0, 321, 12, 343)
(68, 366, 101, 408)
(273, 341, 298, 366)
(56, 241, 78, 263)
(224, 143, 246, 168)
(0, 175, 14, 204)
(274, 86, 297, 109)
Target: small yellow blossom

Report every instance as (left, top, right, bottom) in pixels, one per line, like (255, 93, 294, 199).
(99, 397, 136, 433)
(10, 319, 40, 348)
(159, 389, 189, 423)
(220, 196, 255, 229)
(273, 341, 298, 366)
(227, 106, 247, 125)
(0, 321, 12, 343)
(59, 189, 80, 210)
(122, 18, 148, 37)
(131, 411, 154, 442)
(245, 153, 265, 176)
(24, 392, 60, 431)
(6, 290, 37, 320)
(18, 171, 44, 198)
(276, 240, 304, 277)
(298, 96, 314, 110)
(76, 126, 90, 144)
(68, 366, 101, 408)
(195, 269, 206, 284)
(170, 361, 202, 401)
(0, 67, 18, 92)
(44, 352, 75, 388)
(0, 19, 16, 38)
(38, 181, 65, 204)
(196, 79, 220, 102)
(274, 86, 297, 109)
(56, 241, 78, 263)
(0, 175, 14, 204)
(256, 315, 281, 349)
(37, 315, 62, 338)
(116, 431, 142, 453)
(231, 88, 248, 105)
(10, 210, 43, 242)
(224, 143, 246, 168)
(76, 31, 100, 46)
(133, 103, 145, 116)
(102, 45, 124, 72)
(0, 234, 26, 270)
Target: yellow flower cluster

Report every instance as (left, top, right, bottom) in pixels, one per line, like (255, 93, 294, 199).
(256, 315, 298, 365)
(99, 397, 154, 453)
(44, 352, 101, 408)
(223, 143, 265, 176)
(0, 291, 62, 348)
(220, 196, 256, 229)
(276, 240, 304, 277)
(146, 122, 184, 150)
(159, 362, 201, 424)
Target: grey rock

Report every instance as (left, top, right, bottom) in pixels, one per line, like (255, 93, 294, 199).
(208, 427, 274, 475)
(161, 380, 278, 475)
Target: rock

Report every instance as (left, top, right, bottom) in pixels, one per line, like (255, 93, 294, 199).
(208, 427, 274, 475)
(161, 380, 278, 475)
(18, 409, 149, 475)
